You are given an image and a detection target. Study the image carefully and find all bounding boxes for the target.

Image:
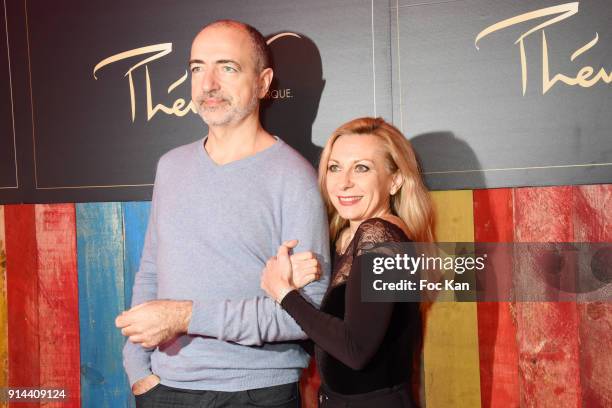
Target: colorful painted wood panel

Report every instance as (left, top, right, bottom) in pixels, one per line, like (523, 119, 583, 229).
(121, 201, 151, 408)
(35, 204, 80, 407)
(0, 206, 7, 408)
(573, 185, 612, 407)
(76, 203, 129, 408)
(122, 202, 151, 310)
(5, 205, 40, 408)
(514, 187, 582, 407)
(0, 183, 610, 407)
(473, 189, 520, 408)
(300, 359, 321, 408)
(425, 190, 482, 408)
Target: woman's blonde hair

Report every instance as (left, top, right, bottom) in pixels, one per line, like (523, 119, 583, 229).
(318, 117, 435, 243)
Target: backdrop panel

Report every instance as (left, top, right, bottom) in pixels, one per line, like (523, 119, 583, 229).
(3, 0, 391, 203)
(1, 0, 611, 202)
(0, 0, 18, 198)
(392, 0, 612, 189)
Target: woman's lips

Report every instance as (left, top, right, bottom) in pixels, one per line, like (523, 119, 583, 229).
(337, 196, 362, 206)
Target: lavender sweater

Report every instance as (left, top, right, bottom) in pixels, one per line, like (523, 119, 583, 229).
(123, 137, 330, 391)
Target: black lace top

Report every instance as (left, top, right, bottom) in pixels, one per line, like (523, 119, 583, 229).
(281, 218, 422, 396)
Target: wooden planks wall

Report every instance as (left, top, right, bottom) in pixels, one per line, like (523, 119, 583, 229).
(121, 202, 150, 408)
(122, 202, 151, 310)
(573, 186, 612, 407)
(76, 203, 130, 408)
(0, 206, 7, 408)
(35, 204, 80, 408)
(425, 190, 482, 408)
(3, 205, 81, 408)
(5, 205, 40, 408)
(473, 188, 520, 408)
(0, 184, 610, 407)
(514, 187, 582, 407)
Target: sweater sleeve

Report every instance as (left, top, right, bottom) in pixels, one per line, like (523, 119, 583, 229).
(279, 219, 405, 370)
(187, 184, 331, 346)
(122, 165, 160, 387)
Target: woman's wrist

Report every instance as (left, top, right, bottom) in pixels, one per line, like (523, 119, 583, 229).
(276, 286, 295, 303)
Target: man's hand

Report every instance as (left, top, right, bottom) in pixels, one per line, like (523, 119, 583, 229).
(115, 300, 192, 348)
(132, 374, 161, 396)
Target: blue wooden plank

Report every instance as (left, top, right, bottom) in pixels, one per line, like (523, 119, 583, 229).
(121, 201, 151, 408)
(122, 201, 151, 308)
(76, 202, 130, 408)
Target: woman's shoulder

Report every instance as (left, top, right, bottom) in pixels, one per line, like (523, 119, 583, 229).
(354, 216, 411, 249)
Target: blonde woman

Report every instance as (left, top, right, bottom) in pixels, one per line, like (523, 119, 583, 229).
(261, 117, 434, 407)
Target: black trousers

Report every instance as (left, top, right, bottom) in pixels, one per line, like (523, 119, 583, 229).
(135, 382, 300, 408)
(317, 383, 415, 408)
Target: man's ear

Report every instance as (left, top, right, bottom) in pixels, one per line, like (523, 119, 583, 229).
(258, 67, 274, 99)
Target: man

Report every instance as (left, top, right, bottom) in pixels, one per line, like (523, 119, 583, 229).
(115, 20, 330, 407)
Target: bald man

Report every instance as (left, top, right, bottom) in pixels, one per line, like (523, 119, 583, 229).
(116, 20, 330, 407)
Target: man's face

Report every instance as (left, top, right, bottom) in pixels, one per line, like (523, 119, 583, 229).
(190, 25, 268, 127)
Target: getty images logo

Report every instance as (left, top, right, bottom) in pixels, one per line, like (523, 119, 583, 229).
(92, 32, 301, 122)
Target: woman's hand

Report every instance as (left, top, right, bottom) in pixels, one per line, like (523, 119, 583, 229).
(261, 240, 299, 302)
(290, 250, 321, 289)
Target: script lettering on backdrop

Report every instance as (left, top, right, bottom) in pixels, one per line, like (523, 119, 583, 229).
(475, 2, 612, 95)
(92, 33, 300, 122)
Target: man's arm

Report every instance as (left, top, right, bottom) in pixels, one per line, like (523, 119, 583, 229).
(187, 185, 330, 346)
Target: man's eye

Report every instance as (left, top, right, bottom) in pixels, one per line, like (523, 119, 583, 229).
(355, 164, 370, 172)
(222, 65, 237, 73)
(190, 66, 202, 73)
(328, 164, 340, 172)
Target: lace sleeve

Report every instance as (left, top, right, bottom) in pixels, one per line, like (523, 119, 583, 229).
(354, 218, 409, 257)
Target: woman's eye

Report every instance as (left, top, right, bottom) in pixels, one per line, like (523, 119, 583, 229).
(355, 164, 370, 172)
(328, 164, 340, 172)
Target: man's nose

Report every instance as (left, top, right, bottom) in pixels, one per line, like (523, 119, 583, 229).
(201, 68, 219, 92)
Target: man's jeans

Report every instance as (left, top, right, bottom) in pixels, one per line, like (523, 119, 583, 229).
(135, 382, 300, 408)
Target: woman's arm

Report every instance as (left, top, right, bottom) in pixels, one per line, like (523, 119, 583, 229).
(280, 255, 394, 370)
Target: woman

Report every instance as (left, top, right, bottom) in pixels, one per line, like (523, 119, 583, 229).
(261, 117, 434, 407)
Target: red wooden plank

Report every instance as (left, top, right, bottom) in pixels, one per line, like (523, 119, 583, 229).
(5, 205, 40, 408)
(573, 185, 612, 407)
(515, 187, 574, 243)
(299, 358, 320, 408)
(473, 188, 519, 408)
(35, 204, 80, 407)
(474, 188, 514, 243)
(0, 206, 8, 408)
(514, 187, 581, 408)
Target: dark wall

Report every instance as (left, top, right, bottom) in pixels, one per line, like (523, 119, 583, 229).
(393, 0, 612, 189)
(1, 0, 610, 203)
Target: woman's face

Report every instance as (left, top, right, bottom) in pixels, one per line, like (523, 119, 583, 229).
(325, 133, 400, 226)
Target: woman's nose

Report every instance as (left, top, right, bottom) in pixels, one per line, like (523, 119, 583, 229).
(339, 170, 354, 190)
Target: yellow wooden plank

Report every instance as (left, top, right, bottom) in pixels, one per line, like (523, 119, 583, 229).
(0, 206, 7, 408)
(431, 190, 475, 242)
(424, 190, 481, 408)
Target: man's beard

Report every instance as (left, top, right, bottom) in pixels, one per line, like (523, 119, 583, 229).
(196, 87, 259, 127)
